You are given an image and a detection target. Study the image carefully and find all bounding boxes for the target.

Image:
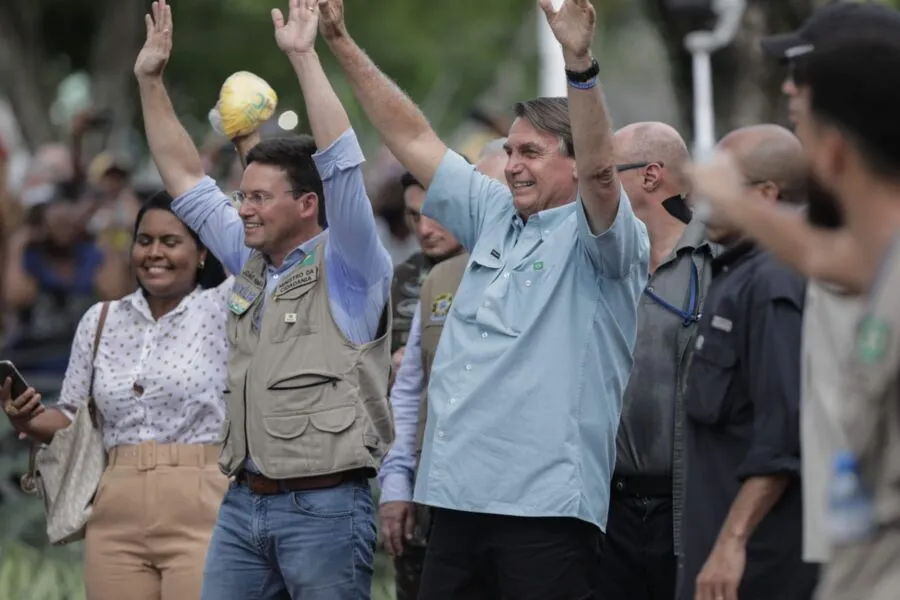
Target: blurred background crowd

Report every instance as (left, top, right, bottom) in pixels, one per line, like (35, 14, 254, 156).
(0, 0, 897, 598)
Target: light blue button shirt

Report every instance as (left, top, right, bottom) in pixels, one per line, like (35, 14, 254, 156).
(378, 303, 424, 503)
(414, 149, 649, 530)
(172, 128, 393, 473)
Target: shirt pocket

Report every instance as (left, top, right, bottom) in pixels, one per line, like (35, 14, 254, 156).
(506, 263, 553, 334)
(685, 330, 739, 425)
(450, 247, 502, 322)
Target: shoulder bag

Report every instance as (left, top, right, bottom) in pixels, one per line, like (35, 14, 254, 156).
(20, 301, 110, 545)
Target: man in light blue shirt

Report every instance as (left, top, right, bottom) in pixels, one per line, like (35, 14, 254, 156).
(320, 0, 648, 597)
(379, 143, 508, 600)
(134, 1, 391, 598)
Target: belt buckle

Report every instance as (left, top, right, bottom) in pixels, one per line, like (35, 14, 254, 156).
(137, 440, 157, 472)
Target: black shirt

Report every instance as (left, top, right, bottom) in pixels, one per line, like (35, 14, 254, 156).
(680, 242, 818, 600)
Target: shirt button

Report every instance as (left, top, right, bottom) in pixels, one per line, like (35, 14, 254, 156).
(481, 331, 488, 339)
(484, 300, 490, 307)
(525, 280, 532, 287)
(449, 397, 457, 405)
(503, 272, 510, 279)
(437, 430, 445, 438)
(543, 230, 550, 236)
(465, 364, 472, 371)
(273, 274, 279, 279)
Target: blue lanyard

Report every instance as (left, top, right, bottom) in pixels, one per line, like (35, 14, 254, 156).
(645, 260, 700, 327)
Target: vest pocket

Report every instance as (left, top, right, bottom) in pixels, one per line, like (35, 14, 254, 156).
(261, 406, 362, 475)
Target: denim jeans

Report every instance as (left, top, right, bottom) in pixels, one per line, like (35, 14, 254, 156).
(200, 478, 377, 600)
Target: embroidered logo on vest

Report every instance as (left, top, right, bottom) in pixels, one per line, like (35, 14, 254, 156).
(430, 293, 454, 322)
(856, 314, 892, 364)
(276, 265, 320, 298)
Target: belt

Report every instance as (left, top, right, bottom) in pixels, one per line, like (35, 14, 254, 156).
(108, 442, 221, 471)
(611, 473, 672, 498)
(235, 468, 368, 495)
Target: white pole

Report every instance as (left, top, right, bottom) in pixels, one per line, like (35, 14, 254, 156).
(684, 0, 746, 222)
(689, 47, 715, 159)
(538, 0, 567, 97)
(684, 0, 747, 159)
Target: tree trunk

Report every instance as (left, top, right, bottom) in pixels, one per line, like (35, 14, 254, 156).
(0, 0, 53, 150)
(644, 0, 826, 142)
(88, 0, 145, 154)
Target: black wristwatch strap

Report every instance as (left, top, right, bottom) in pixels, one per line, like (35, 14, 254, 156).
(565, 58, 600, 83)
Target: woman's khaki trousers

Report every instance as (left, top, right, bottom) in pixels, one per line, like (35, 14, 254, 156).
(84, 442, 227, 600)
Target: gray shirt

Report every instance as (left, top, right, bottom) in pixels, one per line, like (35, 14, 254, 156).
(616, 219, 713, 478)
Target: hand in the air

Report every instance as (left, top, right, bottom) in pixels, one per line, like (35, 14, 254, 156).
(134, 0, 173, 79)
(685, 150, 746, 221)
(273, 0, 320, 57)
(539, 0, 597, 59)
(317, 0, 346, 41)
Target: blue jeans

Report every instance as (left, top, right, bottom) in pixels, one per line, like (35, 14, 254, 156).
(200, 479, 376, 600)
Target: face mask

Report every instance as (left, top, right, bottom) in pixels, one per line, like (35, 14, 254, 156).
(662, 195, 692, 225)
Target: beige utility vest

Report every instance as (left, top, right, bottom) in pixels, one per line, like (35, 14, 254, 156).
(845, 240, 900, 526)
(414, 253, 469, 466)
(219, 242, 393, 479)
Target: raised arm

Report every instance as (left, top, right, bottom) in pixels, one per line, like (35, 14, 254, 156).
(272, 0, 391, 287)
(690, 151, 870, 293)
(317, 0, 447, 188)
(273, 0, 348, 151)
(541, 0, 620, 233)
(134, 0, 205, 198)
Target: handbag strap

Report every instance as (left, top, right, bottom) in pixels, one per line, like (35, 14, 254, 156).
(87, 302, 111, 428)
(21, 302, 111, 494)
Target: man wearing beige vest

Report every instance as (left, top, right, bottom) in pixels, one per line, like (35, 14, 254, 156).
(378, 141, 507, 600)
(134, 1, 393, 599)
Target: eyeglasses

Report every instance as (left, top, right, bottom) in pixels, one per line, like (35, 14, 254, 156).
(616, 161, 665, 173)
(232, 189, 308, 207)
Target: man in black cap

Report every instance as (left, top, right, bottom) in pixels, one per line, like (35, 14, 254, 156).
(760, 0, 900, 63)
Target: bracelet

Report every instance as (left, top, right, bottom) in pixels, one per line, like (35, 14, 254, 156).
(564, 57, 600, 83)
(567, 76, 598, 90)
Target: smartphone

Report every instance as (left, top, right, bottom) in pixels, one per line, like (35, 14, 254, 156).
(0, 360, 30, 398)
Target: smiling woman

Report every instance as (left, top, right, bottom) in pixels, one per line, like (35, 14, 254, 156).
(2, 190, 235, 600)
(132, 191, 228, 313)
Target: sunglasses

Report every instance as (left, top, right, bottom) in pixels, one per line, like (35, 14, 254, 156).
(616, 161, 665, 173)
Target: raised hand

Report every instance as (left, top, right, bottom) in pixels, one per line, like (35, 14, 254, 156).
(539, 0, 596, 59)
(272, 0, 320, 57)
(686, 150, 746, 218)
(317, 0, 346, 41)
(134, 0, 173, 79)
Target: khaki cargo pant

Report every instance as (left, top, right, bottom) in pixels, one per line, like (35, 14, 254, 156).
(815, 527, 900, 600)
(84, 442, 227, 600)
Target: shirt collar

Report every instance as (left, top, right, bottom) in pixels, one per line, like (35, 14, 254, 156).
(511, 203, 573, 236)
(712, 239, 759, 274)
(123, 284, 203, 322)
(264, 229, 329, 275)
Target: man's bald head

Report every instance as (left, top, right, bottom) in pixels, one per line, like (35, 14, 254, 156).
(613, 122, 691, 227)
(614, 122, 691, 176)
(718, 124, 807, 205)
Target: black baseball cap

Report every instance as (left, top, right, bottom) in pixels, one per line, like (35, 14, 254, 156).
(761, 1, 900, 62)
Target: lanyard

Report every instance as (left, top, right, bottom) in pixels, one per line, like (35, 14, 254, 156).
(645, 260, 700, 327)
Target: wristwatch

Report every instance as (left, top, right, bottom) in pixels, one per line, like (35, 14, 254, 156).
(565, 57, 600, 83)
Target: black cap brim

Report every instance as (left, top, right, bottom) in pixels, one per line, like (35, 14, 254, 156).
(760, 32, 808, 62)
